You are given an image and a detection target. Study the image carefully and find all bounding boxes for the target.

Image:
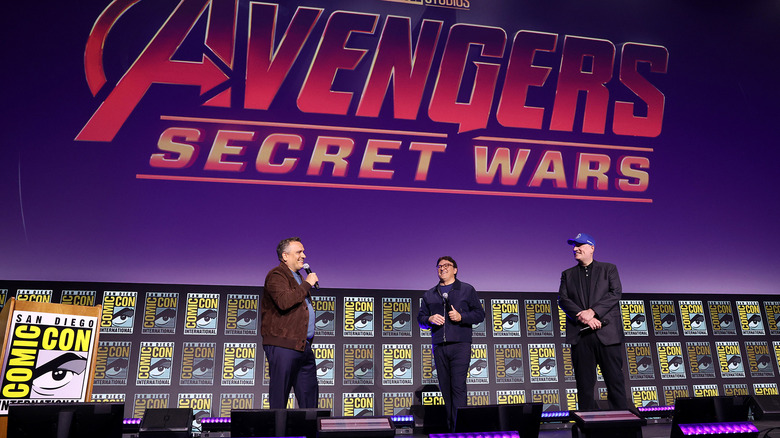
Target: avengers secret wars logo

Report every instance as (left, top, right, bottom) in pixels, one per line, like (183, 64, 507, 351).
(78, 1, 667, 203)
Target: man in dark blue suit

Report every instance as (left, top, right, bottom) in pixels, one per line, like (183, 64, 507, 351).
(558, 233, 629, 411)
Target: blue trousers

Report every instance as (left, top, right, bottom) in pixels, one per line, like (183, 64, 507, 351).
(433, 342, 471, 431)
(264, 342, 319, 409)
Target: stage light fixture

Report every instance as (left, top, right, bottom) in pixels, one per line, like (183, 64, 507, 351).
(540, 410, 572, 421)
(429, 432, 520, 438)
(200, 417, 231, 433)
(638, 405, 675, 418)
(123, 418, 142, 435)
(677, 421, 758, 437)
(391, 415, 415, 434)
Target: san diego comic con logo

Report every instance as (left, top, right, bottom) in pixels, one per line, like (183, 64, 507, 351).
(180, 342, 216, 386)
(525, 300, 553, 337)
(565, 388, 577, 411)
(765, 301, 780, 336)
(491, 299, 520, 337)
(561, 344, 574, 383)
(620, 300, 648, 336)
(219, 393, 253, 417)
(101, 291, 138, 334)
(312, 296, 336, 337)
(723, 384, 749, 397)
(716, 341, 745, 378)
(94, 340, 132, 386)
(136, 341, 174, 386)
(737, 301, 764, 335)
(178, 393, 212, 433)
(558, 305, 567, 338)
(318, 393, 335, 412)
(494, 344, 524, 384)
(774, 342, 780, 371)
(754, 383, 779, 396)
(343, 297, 374, 337)
(679, 300, 707, 336)
(626, 342, 654, 381)
(693, 385, 718, 398)
(420, 344, 437, 385)
(686, 342, 715, 379)
(532, 389, 560, 412)
(14, 289, 52, 303)
(313, 343, 335, 386)
(133, 393, 168, 419)
(60, 290, 96, 307)
(224, 293, 258, 336)
(468, 344, 489, 384)
(497, 389, 525, 405)
(745, 341, 774, 378)
(650, 300, 678, 336)
(142, 292, 178, 335)
(261, 393, 295, 409)
(422, 391, 444, 406)
(91, 393, 125, 403)
(631, 386, 659, 408)
(382, 392, 413, 416)
(663, 385, 689, 407)
(343, 344, 374, 385)
(0, 311, 97, 412)
(185, 293, 219, 335)
(382, 298, 412, 337)
(221, 343, 256, 386)
(528, 343, 557, 383)
(708, 300, 737, 335)
(343, 392, 373, 417)
(381, 344, 413, 385)
(468, 391, 490, 407)
(473, 299, 486, 337)
(656, 342, 685, 380)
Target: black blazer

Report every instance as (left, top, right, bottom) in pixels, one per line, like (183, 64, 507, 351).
(558, 260, 623, 346)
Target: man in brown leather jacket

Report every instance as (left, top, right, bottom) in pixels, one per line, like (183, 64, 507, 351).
(261, 237, 320, 409)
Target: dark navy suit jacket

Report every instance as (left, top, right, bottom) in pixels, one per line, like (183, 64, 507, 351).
(558, 260, 623, 346)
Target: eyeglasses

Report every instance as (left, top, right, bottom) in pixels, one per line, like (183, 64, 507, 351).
(436, 263, 454, 270)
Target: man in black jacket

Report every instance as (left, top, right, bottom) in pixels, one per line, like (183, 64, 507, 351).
(418, 256, 485, 431)
(558, 233, 629, 411)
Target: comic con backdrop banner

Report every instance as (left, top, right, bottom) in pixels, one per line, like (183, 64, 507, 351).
(1, 1, 779, 294)
(0, 282, 778, 429)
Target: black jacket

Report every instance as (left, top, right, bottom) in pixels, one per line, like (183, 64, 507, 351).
(558, 260, 623, 346)
(417, 279, 485, 345)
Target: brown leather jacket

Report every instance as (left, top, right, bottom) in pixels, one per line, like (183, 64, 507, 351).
(261, 262, 312, 351)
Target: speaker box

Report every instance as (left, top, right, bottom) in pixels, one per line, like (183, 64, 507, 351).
(410, 403, 448, 433)
(317, 416, 394, 438)
(670, 396, 750, 438)
(139, 408, 193, 438)
(455, 403, 543, 438)
(7, 403, 124, 438)
(749, 395, 780, 421)
(231, 408, 330, 438)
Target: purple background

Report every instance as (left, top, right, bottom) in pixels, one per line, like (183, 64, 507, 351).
(1, 1, 778, 294)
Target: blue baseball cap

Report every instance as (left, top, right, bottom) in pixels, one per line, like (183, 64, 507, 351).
(567, 233, 595, 246)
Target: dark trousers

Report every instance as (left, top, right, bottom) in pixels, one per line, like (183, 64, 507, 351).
(264, 342, 319, 409)
(572, 332, 629, 410)
(433, 342, 471, 431)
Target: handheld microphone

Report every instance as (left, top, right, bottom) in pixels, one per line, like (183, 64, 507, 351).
(442, 292, 452, 313)
(302, 263, 319, 289)
(580, 319, 609, 332)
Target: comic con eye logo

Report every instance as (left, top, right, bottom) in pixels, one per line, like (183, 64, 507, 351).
(150, 358, 172, 378)
(637, 356, 652, 373)
(193, 359, 214, 377)
(469, 359, 487, 377)
(197, 309, 217, 328)
(112, 307, 134, 327)
(505, 358, 522, 375)
(317, 359, 334, 377)
(106, 357, 129, 378)
(535, 314, 552, 330)
(237, 310, 257, 329)
(316, 311, 334, 329)
(690, 314, 704, 329)
(539, 358, 556, 375)
(667, 356, 682, 372)
(698, 355, 713, 370)
(719, 314, 733, 328)
(502, 314, 519, 331)
(155, 308, 176, 328)
(355, 313, 373, 330)
(631, 314, 647, 329)
(393, 313, 410, 330)
(356, 409, 373, 417)
(354, 360, 373, 378)
(393, 359, 411, 378)
(727, 355, 742, 371)
(748, 314, 762, 329)
(757, 355, 771, 369)
(661, 314, 676, 329)
(31, 352, 88, 398)
(234, 359, 255, 378)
